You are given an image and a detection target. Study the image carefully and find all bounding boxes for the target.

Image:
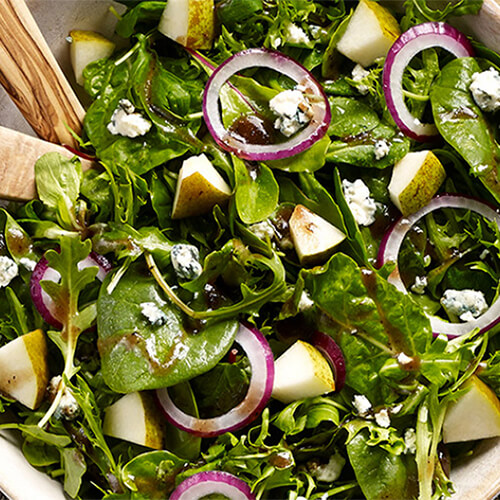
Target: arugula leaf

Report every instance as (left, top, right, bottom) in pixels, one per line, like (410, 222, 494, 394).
(115, 1, 166, 38)
(34, 153, 85, 231)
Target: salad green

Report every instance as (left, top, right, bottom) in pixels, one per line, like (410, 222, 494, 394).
(1, 0, 500, 498)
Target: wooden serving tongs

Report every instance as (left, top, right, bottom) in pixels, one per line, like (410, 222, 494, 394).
(0, 0, 95, 201)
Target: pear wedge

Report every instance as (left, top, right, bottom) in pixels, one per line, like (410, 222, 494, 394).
(289, 205, 346, 265)
(272, 340, 335, 404)
(443, 375, 500, 443)
(69, 30, 115, 86)
(388, 150, 446, 216)
(103, 392, 165, 449)
(172, 154, 232, 219)
(158, 0, 215, 50)
(336, 0, 400, 67)
(0, 329, 49, 410)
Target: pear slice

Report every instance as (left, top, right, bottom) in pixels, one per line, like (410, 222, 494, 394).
(158, 0, 215, 50)
(172, 154, 232, 219)
(289, 205, 346, 265)
(103, 392, 165, 449)
(336, 0, 400, 67)
(0, 329, 49, 410)
(69, 30, 115, 86)
(272, 340, 335, 404)
(388, 150, 446, 216)
(443, 375, 500, 444)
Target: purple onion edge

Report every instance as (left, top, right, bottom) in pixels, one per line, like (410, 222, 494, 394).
(170, 470, 255, 500)
(156, 323, 275, 438)
(202, 48, 332, 161)
(311, 331, 346, 391)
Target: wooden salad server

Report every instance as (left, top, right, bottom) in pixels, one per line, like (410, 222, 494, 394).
(0, 126, 93, 201)
(0, 0, 85, 148)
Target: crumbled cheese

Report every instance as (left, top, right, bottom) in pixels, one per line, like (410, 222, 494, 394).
(249, 220, 275, 241)
(374, 408, 391, 428)
(469, 68, 500, 113)
(397, 352, 414, 367)
(440, 289, 488, 322)
(374, 139, 390, 160)
(390, 404, 403, 415)
(140, 302, 167, 326)
(19, 257, 37, 272)
(298, 291, 314, 311)
(107, 99, 152, 138)
(170, 244, 203, 281)
(48, 376, 80, 421)
(342, 179, 378, 226)
(404, 428, 417, 454)
(285, 23, 309, 45)
(411, 275, 427, 294)
(0, 256, 18, 287)
(351, 64, 370, 95)
(269, 89, 312, 137)
(353, 394, 372, 416)
(312, 452, 345, 482)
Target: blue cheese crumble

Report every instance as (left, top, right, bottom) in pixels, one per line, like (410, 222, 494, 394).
(342, 179, 378, 226)
(469, 68, 500, 113)
(170, 244, 203, 280)
(0, 256, 18, 288)
(284, 23, 309, 45)
(374, 139, 390, 160)
(107, 99, 152, 138)
(440, 289, 488, 322)
(351, 64, 370, 95)
(140, 302, 167, 326)
(269, 89, 312, 137)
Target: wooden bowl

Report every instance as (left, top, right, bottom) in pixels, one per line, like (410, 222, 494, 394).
(0, 1, 499, 498)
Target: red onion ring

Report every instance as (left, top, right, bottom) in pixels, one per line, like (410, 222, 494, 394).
(377, 194, 500, 336)
(170, 471, 255, 500)
(311, 331, 346, 391)
(30, 251, 111, 328)
(383, 22, 474, 141)
(156, 323, 274, 437)
(202, 48, 331, 161)
(63, 145, 97, 162)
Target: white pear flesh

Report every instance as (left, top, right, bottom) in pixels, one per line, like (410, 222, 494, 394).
(272, 340, 336, 404)
(388, 150, 446, 216)
(158, 0, 215, 50)
(69, 30, 115, 86)
(289, 205, 346, 265)
(0, 329, 49, 410)
(103, 392, 165, 449)
(443, 375, 500, 444)
(172, 153, 232, 219)
(336, 0, 401, 67)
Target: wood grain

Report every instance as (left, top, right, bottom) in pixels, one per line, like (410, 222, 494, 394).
(0, 126, 93, 201)
(0, 0, 85, 148)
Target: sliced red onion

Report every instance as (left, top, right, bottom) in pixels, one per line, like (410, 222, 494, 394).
(156, 323, 274, 437)
(62, 145, 97, 162)
(30, 251, 111, 328)
(311, 331, 346, 391)
(377, 194, 500, 336)
(383, 22, 474, 141)
(203, 48, 331, 161)
(170, 471, 255, 500)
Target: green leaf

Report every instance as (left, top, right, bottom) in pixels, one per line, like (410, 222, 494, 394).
(97, 264, 239, 392)
(34, 153, 83, 231)
(234, 156, 279, 224)
(115, 1, 166, 38)
(430, 57, 500, 202)
(62, 448, 87, 498)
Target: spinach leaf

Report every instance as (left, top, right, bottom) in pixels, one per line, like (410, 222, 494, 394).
(346, 420, 418, 500)
(326, 97, 410, 168)
(430, 57, 500, 201)
(97, 264, 239, 392)
(34, 153, 84, 231)
(115, 1, 166, 38)
(234, 156, 279, 224)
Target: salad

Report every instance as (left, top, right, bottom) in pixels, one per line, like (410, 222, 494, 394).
(1, 0, 500, 498)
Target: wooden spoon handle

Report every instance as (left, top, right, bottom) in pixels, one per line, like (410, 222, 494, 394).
(0, 0, 85, 148)
(0, 126, 93, 201)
